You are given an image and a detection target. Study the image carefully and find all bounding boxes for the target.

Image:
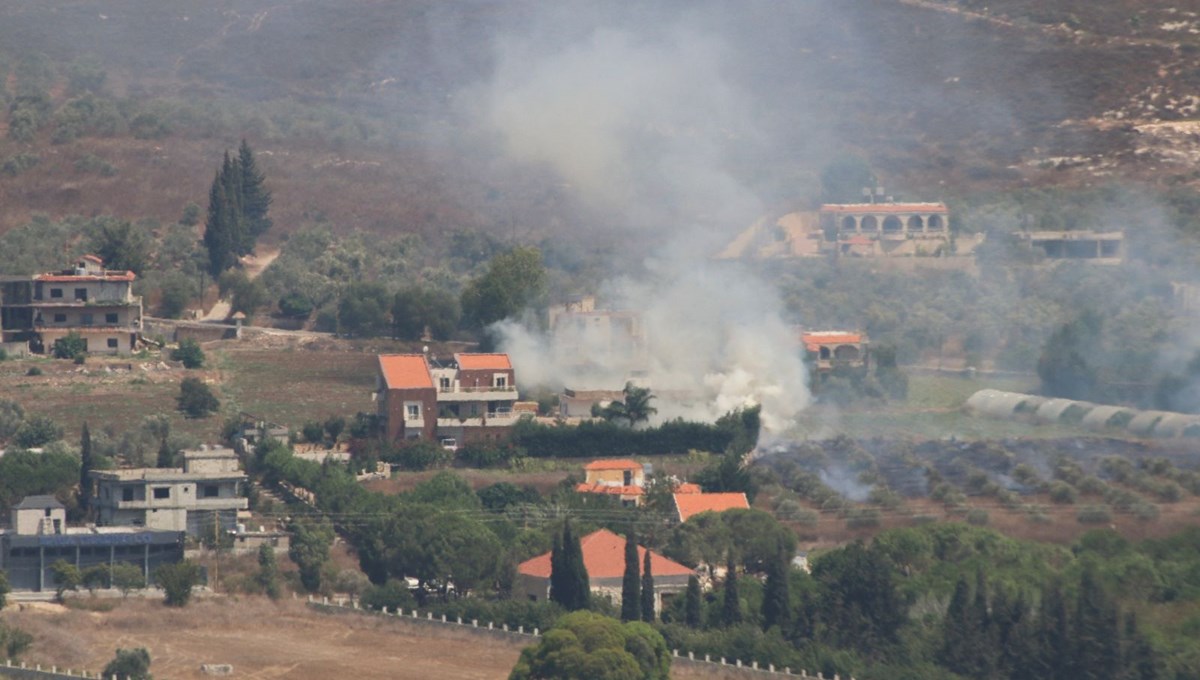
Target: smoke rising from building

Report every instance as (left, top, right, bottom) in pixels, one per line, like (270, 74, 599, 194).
(472, 7, 812, 434)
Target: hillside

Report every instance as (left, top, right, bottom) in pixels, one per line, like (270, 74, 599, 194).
(2, 0, 1200, 246)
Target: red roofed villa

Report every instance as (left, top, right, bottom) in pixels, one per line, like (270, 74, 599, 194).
(575, 459, 646, 507)
(673, 492, 751, 523)
(376, 352, 521, 446)
(516, 529, 694, 613)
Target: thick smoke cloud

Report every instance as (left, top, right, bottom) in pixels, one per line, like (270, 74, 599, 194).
(472, 5, 812, 434)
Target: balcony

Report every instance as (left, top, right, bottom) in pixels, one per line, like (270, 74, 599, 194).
(436, 411, 522, 428)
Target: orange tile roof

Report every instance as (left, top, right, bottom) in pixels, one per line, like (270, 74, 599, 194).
(518, 529, 694, 579)
(455, 353, 513, 370)
(800, 331, 864, 352)
(673, 492, 750, 522)
(81, 254, 104, 264)
(841, 235, 875, 246)
(575, 483, 644, 496)
(583, 459, 642, 471)
(674, 483, 702, 494)
(378, 354, 433, 390)
(820, 202, 948, 214)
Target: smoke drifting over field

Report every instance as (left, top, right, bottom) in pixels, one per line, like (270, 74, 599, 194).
(473, 4, 812, 434)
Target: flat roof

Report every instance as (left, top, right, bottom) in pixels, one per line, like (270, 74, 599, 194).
(91, 468, 245, 482)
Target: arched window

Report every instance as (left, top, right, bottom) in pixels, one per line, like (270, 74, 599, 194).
(882, 216, 903, 233)
(841, 216, 857, 232)
(861, 216, 878, 232)
(927, 214, 944, 231)
(907, 215, 924, 231)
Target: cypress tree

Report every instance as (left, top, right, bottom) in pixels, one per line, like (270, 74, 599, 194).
(621, 529, 641, 621)
(640, 547, 655, 623)
(1075, 565, 1120, 680)
(1123, 612, 1158, 680)
(78, 422, 92, 514)
(562, 520, 589, 610)
(761, 547, 791, 631)
(685, 574, 701, 628)
(238, 139, 272, 247)
(721, 551, 741, 626)
(548, 524, 567, 608)
(938, 575, 976, 675)
(973, 570, 997, 677)
(204, 172, 237, 276)
(220, 151, 247, 256)
(1038, 578, 1072, 680)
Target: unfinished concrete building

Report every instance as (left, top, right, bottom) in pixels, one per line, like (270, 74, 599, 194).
(0, 255, 142, 356)
(1016, 231, 1124, 263)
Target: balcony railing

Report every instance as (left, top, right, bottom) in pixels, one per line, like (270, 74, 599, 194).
(436, 384, 516, 393)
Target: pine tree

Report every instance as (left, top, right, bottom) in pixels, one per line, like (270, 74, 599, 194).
(621, 529, 641, 621)
(721, 551, 741, 627)
(761, 548, 791, 631)
(685, 574, 702, 628)
(640, 548, 655, 623)
(238, 139, 272, 247)
(78, 421, 92, 514)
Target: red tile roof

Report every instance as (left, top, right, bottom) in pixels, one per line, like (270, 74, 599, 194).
(518, 529, 694, 579)
(378, 354, 433, 390)
(575, 483, 644, 496)
(455, 353, 513, 370)
(673, 492, 750, 522)
(81, 254, 104, 264)
(583, 459, 642, 471)
(820, 202, 948, 214)
(801, 331, 865, 352)
(674, 483, 702, 494)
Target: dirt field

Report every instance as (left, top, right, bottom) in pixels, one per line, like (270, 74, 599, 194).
(5, 597, 525, 680)
(3, 596, 746, 680)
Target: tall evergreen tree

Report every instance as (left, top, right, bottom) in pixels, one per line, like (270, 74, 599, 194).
(1037, 578, 1072, 680)
(220, 151, 247, 256)
(640, 548, 655, 623)
(761, 547, 791, 631)
(938, 576, 977, 676)
(203, 173, 237, 276)
(621, 529, 641, 622)
(685, 575, 702, 628)
(238, 139, 272, 248)
(550, 520, 589, 611)
(721, 551, 741, 627)
(1122, 612, 1158, 680)
(1075, 565, 1121, 680)
(972, 570, 997, 678)
(548, 524, 566, 607)
(78, 421, 92, 514)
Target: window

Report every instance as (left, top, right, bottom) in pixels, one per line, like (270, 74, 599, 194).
(105, 313, 118, 324)
(439, 377, 451, 390)
(153, 487, 170, 500)
(203, 485, 220, 498)
(74, 288, 88, 301)
(122, 487, 134, 502)
(44, 508, 52, 517)
(50, 288, 63, 299)
(406, 404, 420, 419)
(52, 313, 66, 323)
(494, 375, 508, 388)
(107, 338, 118, 349)
(81, 339, 88, 352)
(81, 313, 93, 326)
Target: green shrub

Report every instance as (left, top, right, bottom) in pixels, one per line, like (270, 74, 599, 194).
(24, 366, 42, 377)
(1048, 481, 1078, 504)
(965, 508, 990, 526)
(1076, 505, 1112, 525)
(360, 579, 416, 613)
(52, 332, 87, 360)
(177, 377, 219, 418)
(170, 338, 205, 369)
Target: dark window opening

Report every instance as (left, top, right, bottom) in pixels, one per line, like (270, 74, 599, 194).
(53, 314, 66, 323)
(105, 313, 118, 324)
(81, 314, 93, 326)
(153, 487, 170, 500)
(203, 485, 220, 498)
(122, 487, 134, 502)
(74, 288, 88, 301)
(107, 338, 118, 349)
(50, 288, 63, 299)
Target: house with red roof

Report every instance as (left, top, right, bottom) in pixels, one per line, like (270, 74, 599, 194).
(799, 330, 869, 374)
(575, 459, 646, 507)
(376, 352, 522, 445)
(515, 529, 694, 613)
(672, 492, 751, 523)
(1, 255, 142, 356)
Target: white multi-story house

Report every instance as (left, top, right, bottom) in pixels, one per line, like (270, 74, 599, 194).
(91, 447, 248, 536)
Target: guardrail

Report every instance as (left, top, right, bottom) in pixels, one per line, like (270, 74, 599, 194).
(307, 596, 853, 679)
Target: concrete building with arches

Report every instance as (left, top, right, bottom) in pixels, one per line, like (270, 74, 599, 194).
(819, 202, 954, 257)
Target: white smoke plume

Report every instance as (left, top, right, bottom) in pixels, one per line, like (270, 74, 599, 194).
(472, 9, 812, 434)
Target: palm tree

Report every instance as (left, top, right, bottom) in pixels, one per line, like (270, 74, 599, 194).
(600, 382, 657, 428)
